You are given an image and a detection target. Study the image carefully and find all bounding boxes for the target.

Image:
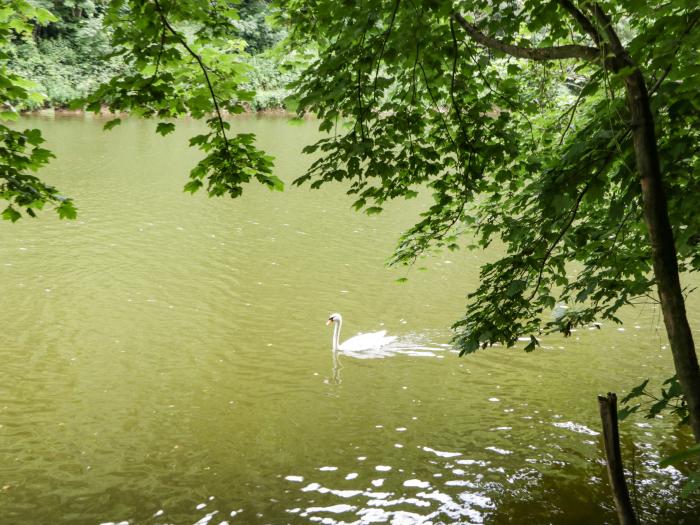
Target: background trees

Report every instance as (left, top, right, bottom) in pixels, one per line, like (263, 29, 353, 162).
(5, 0, 291, 109)
(8, 1, 124, 106)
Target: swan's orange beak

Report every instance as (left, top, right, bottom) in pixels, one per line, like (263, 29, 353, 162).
(326, 319, 332, 326)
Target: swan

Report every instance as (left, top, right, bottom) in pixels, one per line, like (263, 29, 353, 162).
(326, 313, 397, 351)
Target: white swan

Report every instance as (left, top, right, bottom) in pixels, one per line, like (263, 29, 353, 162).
(326, 313, 397, 351)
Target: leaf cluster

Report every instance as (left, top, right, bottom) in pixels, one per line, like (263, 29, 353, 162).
(619, 376, 689, 424)
(284, 0, 700, 354)
(81, 0, 278, 200)
(0, 0, 76, 220)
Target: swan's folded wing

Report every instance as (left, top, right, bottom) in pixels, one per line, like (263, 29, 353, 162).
(340, 330, 395, 351)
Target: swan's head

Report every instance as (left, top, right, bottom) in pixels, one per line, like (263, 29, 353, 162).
(326, 313, 342, 326)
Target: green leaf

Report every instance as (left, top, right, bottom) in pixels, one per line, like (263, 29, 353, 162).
(524, 335, 540, 352)
(140, 64, 157, 77)
(189, 134, 209, 147)
(0, 110, 18, 122)
(617, 404, 640, 421)
(2, 206, 21, 222)
(680, 473, 700, 498)
(284, 95, 300, 113)
(34, 8, 57, 24)
(647, 397, 669, 418)
(57, 200, 77, 220)
(579, 80, 599, 98)
(24, 128, 43, 146)
(506, 279, 527, 297)
(621, 379, 650, 404)
(183, 180, 203, 194)
(266, 175, 284, 192)
(156, 122, 176, 136)
(103, 118, 122, 131)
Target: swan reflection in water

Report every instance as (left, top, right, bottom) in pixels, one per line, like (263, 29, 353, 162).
(331, 348, 343, 385)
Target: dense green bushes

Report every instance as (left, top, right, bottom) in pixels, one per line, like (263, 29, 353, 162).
(245, 55, 297, 111)
(235, 0, 286, 55)
(7, 0, 295, 111)
(8, 14, 126, 108)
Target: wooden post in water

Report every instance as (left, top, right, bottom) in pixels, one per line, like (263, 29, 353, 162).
(598, 392, 639, 525)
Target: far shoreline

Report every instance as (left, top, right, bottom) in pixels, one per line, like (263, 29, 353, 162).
(20, 105, 305, 120)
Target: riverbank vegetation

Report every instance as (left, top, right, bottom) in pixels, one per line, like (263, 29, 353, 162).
(6, 0, 295, 110)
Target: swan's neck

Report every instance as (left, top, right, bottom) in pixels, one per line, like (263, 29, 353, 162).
(332, 319, 342, 350)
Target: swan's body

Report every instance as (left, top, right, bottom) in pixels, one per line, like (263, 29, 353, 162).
(326, 313, 397, 351)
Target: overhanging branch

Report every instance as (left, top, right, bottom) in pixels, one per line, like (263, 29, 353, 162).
(587, 3, 627, 57)
(557, 0, 603, 47)
(453, 13, 599, 62)
(528, 179, 591, 301)
(152, 0, 231, 154)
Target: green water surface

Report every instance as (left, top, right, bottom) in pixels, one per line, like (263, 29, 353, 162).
(1, 114, 698, 525)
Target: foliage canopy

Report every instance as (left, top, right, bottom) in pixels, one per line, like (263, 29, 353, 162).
(283, 0, 700, 357)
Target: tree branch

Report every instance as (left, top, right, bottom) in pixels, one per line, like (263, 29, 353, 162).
(556, 0, 603, 47)
(557, 73, 601, 145)
(154, 27, 166, 76)
(453, 12, 599, 62)
(151, 0, 230, 153)
(587, 3, 627, 58)
(648, 11, 700, 96)
(528, 180, 591, 300)
(372, 0, 400, 98)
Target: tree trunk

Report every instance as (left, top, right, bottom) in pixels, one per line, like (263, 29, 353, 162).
(624, 69, 700, 442)
(598, 393, 638, 525)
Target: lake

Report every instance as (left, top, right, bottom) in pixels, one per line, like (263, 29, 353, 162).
(1, 114, 698, 524)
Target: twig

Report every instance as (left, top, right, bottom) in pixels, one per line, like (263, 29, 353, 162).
(449, 17, 471, 152)
(356, 68, 366, 142)
(356, 24, 369, 142)
(152, 0, 230, 154)
(466, 48, 536, 146)
(154, 27, 166, 76)
(556, 0, 603, 47)
(372, 0, 401, 102)
(418, 62, 459, 158)
(558, 76, 593, 145)
(528, 180, 591, 300)
(648, 12, 700, 96)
